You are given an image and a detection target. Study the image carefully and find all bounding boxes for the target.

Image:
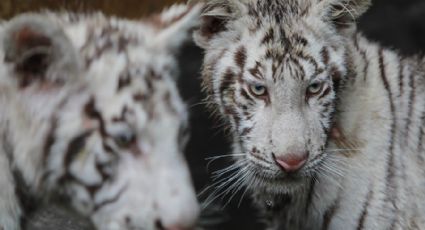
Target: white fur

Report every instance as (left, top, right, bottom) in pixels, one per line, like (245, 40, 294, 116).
(0, 4, 201, 230)
(194, 0, 425, 229)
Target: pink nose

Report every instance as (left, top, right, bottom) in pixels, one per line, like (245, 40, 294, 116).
(273, 152, 308, 172)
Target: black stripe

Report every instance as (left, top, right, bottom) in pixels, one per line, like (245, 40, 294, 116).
(234, 46, 247, 70)
(2, 126, 14, 161)
(240, 88, 255, 102)
(249, 61, 263, 80)
(261, 27, 275, 44)
(304, 178, 316, 215)
(299, 53, 319, 77)
(418, 109, 425, 160)
(398, 59, 405, 97)
(318, 87, 332, 100)
(63, 131, 93, 169)
(84, 98, 108, 137)
(290, 56, 306, 81)
(361, 52, 369, 82)
(93, 184, 127, 212)
(219, 69, 237, 122)
(353, 35, 369, 82)
(321, 47, 329, 65)
(321, 197, 340, 230)
(42, 118, 57, 165)
(293, 34, 309, 46)
(360, 50, 369, 82)
(405, 73, 416, 143)
(42, 95, 71, 168)
(356, 187, 374, 230)
(378, 49, 398, 228)
(219, 69, 236, 97)
(240, 127, 253, 136)
(117, 69, 132, 92)
(330, 66, 342, 91)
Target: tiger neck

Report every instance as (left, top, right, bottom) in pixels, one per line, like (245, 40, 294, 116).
(331, 32, 402, 152)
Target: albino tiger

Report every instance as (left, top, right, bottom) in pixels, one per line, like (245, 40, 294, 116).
(193, 0, 425, 229)
(0, 4, 201, 230)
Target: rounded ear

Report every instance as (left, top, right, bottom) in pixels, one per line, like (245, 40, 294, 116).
(319, 0, 371, 34)
(150, 3, 203, 53)
(3, 13, 80, 88)
(192, 0, 243, 48)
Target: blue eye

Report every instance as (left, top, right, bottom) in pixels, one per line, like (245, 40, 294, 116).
(307, 82, 324, 96)
(113, 132, 136, 148)
(249, 84, 267, 96)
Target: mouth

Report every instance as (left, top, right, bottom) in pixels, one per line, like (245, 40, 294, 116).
(245, 162, 311, 194)
(254, 168, 305, 183)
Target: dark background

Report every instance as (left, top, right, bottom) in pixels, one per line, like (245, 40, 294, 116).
(1, 0, 424, 229)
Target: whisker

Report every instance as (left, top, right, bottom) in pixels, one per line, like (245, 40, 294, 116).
(201, 170, 244, 209)
(205, 154, 245, 172)
(205, 153, 245, 161)
(221, 168, 250, 208)
(237, 171, 254, 208)
(211, 162, 245, 180)
(189, 101, 210, 109)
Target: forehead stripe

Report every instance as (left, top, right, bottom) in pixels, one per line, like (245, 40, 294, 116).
(234, 46, 247, 70)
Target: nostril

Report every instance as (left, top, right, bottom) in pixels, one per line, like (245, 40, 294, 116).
(273, 152, 308, 172)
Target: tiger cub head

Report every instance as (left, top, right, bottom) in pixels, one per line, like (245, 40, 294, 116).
(193, 0, 371, 195)
(0, 4, 201, 229)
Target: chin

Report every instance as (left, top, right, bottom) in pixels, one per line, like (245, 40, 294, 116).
(247, 164, 311, 196)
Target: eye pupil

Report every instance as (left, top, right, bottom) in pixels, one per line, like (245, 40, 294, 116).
(120, 136, 129, 143)
(250, 84, 267, 96)
(306, 82, 326, 98)
(115, 133, 135, 148)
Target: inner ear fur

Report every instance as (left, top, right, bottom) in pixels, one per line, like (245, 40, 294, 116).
(325, 0, 371, 31)
(5, 26, 52, 76)
(152, 3, 203, 54)
(3, 14, 80, 88)
(192, 0, 243, 48)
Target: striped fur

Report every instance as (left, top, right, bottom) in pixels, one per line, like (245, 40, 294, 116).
(194, 0, 425, 229)
(0, 4, 201, 230)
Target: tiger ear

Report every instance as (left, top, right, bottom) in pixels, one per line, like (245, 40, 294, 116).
(152, 3, 203, 53)
(192, 0, 243, 49)
(320, 0, 371, 34)
(3, 14, 80, 88)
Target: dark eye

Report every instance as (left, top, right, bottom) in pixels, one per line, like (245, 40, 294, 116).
(306, 82, 324, 97)
(113, 132, 136, 148)
(249, 84, 267, 97)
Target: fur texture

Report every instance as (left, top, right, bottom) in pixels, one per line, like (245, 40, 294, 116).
(194, 0, 425, 229)
(0, 4, 201, 230)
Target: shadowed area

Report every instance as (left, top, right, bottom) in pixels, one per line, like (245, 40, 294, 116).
(24, 205, 94, 230)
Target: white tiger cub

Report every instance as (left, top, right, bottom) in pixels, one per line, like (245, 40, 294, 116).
(0, 4, 201, 230)
(193, 0, 425, 229)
